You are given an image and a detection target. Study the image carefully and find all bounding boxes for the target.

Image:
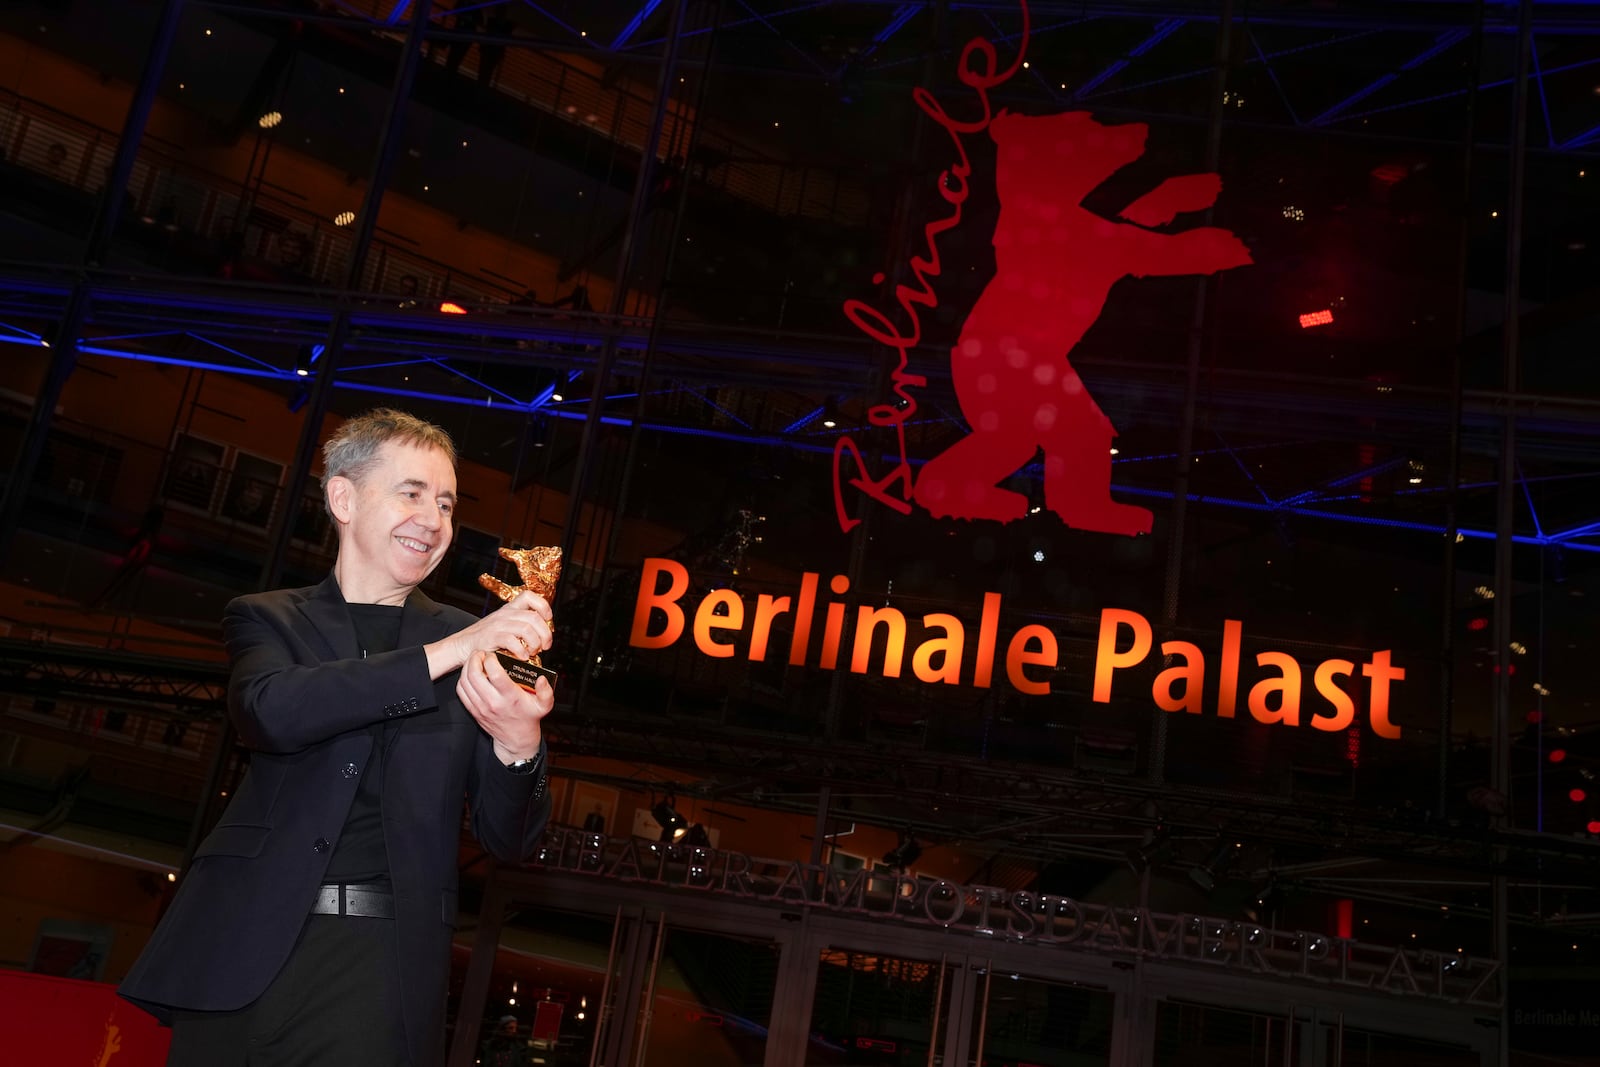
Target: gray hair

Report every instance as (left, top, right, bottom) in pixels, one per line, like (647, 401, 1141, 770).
(322, 408, 457, 518)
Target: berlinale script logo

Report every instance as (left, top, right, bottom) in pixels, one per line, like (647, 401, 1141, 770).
(832, 0, 1252, 536)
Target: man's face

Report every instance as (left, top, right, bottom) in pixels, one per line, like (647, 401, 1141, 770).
(333, 441, 456, 604)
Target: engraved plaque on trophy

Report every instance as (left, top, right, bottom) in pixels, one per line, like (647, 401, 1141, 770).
(478, 545, 561, 691)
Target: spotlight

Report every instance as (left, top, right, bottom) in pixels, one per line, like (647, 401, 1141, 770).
(1249, 879, 1281, 921)
(882, 831, 921, 870)
(293, 343, 323, 378)
(1187, 839, 1238, 893)
(652, 795, 687, 841)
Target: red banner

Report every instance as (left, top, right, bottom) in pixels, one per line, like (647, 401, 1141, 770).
(0, 970, 171, 1067)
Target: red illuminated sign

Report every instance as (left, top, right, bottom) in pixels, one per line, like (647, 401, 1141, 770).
(629, 558, 1405, 738)
(1299, 309, 1334, 328)
(832, 0, 1252, 537)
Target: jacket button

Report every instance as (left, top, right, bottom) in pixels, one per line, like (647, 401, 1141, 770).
(313, 837, 329, 853)
(342, 763, 359, 779)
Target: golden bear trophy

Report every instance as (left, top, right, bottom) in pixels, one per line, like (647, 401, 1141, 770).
(478, 545, 562, 691)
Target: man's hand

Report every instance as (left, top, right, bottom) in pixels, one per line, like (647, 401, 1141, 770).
(457, 649, 553, 764)
(425, 590, 553, 680)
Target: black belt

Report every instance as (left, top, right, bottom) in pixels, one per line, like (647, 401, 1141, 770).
(311, 882, 395, 919)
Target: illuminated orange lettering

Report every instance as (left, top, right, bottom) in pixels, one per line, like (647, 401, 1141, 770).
(1310, 659, 1356, 732)
(1217, 619, 1242, 717)
(853, 605, 907, 676)
(1248, 652, 1301, 725)
(1153, 641, 1204, 714)
(750, 595, 791, 662)
(788, 573, 819, 666)
(913, 614, 965, 684)
(693, 589, 744, 658)
(1005, 624, 1057, 695)
(820, 575, 850, 670)
(974, 592, 1002, 687)
(1093, 608, 1152, 702)
(1362, 651, 1404, 739)
(629, 557, 688, 649)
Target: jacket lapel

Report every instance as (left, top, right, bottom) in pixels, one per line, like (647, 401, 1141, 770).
(400, 587, 453, 648)
(297, 575, 360, 662)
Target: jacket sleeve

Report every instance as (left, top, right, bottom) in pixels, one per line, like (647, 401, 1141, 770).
(465, 734, 552, 863)
(223, 595, 439, 753)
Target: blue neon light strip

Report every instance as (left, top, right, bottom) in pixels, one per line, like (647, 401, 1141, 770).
(18, 334, 1599, 550)
(1250, 30, 1302, 125)
(1078, 29, 1376, 102)
(781, 405, 824, 434)
(874, 3, 918, 45)
(1531, 35, 1555, 149)
(611, 0, 663, 51)
(1309, 29, 1468, 126)
(1560, 121, 1600, 151)
(694, 386, 751, 428)
(0, 323, 44, 343)
(1074, 18, 1185, 100)
(634, 2, 827, 51)
(1338, 53, 1600, 130)
(188, 332, 279, 372)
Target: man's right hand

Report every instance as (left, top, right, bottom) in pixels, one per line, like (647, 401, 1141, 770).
(425, 590, 553, 679)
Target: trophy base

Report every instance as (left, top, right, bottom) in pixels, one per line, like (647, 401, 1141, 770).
(495, 650, 558, 692)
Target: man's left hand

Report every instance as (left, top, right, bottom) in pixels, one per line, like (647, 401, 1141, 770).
(457, 650, 552, 765)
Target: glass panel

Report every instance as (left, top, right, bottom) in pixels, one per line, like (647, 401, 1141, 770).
(807, 949, 954, 1066)
(640, 926, 781, 1067)
(1153, 1000, 1300, 1067)
(449, 906, 617, 1066)
(969, 968, 1113, 1067)
(1333, 1025, 1480, 1067)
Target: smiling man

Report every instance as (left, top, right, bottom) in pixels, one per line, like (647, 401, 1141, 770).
(121, 409, 556, 1066)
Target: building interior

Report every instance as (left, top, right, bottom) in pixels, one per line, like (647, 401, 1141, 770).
(1, 0, 1599, 1064)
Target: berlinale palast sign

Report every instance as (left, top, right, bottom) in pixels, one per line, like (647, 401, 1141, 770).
(629, 1, 1407, 742)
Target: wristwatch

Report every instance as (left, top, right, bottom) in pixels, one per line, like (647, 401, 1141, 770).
(505, 751, 543, 776)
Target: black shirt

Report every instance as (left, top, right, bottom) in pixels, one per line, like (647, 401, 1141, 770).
(323, 602, 405, 885)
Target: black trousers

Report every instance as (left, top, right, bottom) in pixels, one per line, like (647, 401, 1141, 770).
(165, 913, 408, 1066)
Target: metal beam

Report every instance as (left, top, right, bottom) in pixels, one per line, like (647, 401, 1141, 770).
(1308, 28, 1469, 126)
(1072, 17, 1185, 100)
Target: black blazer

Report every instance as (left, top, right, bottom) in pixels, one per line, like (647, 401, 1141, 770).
(121, 576, 549, 1065)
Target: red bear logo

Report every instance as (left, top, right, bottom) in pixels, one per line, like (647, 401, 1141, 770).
(913, 110, 1252, 535)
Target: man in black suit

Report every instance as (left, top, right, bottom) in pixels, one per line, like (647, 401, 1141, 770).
(121, 408, 556, 1065)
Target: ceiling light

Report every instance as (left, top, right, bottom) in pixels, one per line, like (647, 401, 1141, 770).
(550, 392, 563, 402)
(334, 210, 355, 226)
